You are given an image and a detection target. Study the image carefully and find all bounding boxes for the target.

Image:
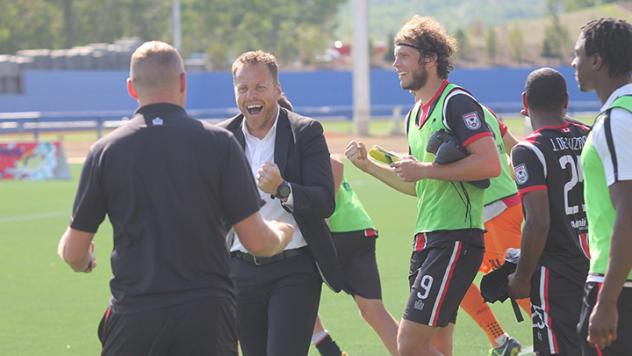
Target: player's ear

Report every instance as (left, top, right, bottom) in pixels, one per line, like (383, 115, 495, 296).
(274, 82, 282, 97)
(179, 72, 186, 94)
(127, 78, 138, 100)
(521, 92, 529, 117)
(423, 52, 436, 63)
(592, 53, 603, 72)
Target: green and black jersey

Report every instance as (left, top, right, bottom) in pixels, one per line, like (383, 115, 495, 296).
(405, 81, 494, 235)
(581, 86, 632, 283)
(483, 111, 518, 207)
(328, 177, 375, 234)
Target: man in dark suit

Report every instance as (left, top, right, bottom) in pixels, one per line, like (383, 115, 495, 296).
(219, 50, 343, 356)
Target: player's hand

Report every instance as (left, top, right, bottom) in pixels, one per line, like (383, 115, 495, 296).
(391, 155, 428, 182)
(345, 141, 371, 171)
(268, 220, 294, 252)
(256, 162, 283, 194)
(84, 242, 97, 273)
(587, 299, 618, 350)
(507, 272, 530, 299)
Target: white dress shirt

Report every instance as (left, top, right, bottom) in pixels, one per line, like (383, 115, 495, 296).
(231, 107, 307, 253)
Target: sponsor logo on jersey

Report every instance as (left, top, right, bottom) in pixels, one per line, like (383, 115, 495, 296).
(414, 299, 425, 311)
(514, 163, 529, 185)
(462, 112, 481, 130)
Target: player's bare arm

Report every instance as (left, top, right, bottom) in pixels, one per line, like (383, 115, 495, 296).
(233, 212, 294, 257)
(345, 140, 416, 196)
(393, 136, 500, 182)
(57, 227, 96, 273)
(330, 155, 344, 196)
(502, 130, 519, 151)
(508, 190, 550, 299)
(588, 180, 632, 349)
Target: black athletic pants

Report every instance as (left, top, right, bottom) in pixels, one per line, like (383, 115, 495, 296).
(98, 296, 237, 356)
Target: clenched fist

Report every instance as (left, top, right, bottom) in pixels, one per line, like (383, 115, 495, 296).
(345, 141, 371, 171)
(256, 161, 283, 194)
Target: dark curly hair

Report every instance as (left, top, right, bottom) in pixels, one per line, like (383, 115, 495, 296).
(394, 16, 457, 79)
(581, 17, 632, 77)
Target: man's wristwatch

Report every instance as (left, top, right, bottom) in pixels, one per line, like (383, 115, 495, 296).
(275, 181, 291, 200)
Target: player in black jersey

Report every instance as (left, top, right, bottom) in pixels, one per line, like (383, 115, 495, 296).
(508, 68, 591, 355)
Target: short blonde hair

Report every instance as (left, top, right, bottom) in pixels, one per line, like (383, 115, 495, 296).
(394, 16, 457, 79)
(130, 41, 184, 91)
(232, 50, 279, 83)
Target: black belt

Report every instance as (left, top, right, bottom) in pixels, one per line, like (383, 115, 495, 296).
(231, 247, 309, 266)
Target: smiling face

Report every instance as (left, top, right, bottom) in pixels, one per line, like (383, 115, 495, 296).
(234, 62, 281, 135)
(393, 44, 428, 91)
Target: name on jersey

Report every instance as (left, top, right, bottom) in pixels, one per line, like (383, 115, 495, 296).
(549, 136, 587, 152)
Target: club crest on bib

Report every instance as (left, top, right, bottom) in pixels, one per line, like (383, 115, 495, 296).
(462, 112, 481, 130)
(514, 164, 529, 185)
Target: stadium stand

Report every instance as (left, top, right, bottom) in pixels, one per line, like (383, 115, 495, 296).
(0, 38, 142, 94)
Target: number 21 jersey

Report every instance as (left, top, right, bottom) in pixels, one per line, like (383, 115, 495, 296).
(511, 120, 591, 285)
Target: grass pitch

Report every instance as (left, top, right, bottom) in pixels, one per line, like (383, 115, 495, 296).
(0, 163, 535, 356)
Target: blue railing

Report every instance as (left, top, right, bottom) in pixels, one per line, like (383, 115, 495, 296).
(0, 100, 601, 139)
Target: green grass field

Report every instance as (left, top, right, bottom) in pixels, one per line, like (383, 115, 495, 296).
(2, 115, 599, 355)
(1, 164, 532, 356)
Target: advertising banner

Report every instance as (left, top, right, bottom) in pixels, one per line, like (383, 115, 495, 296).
(0, 142, 70, 180)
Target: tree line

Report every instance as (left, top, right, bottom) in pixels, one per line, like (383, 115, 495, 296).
(0, 0, 344, 69)
(0, 0, 622, 69)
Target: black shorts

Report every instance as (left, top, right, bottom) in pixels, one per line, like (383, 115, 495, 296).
(578, 281, 632, 356)
(332, 230, 381, 299)
(529, 265, 584, 356)
(98, 296, 237, 356)
(403, 233, 484, 327)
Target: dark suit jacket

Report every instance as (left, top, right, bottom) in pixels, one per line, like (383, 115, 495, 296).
(219, 108, 343, 292)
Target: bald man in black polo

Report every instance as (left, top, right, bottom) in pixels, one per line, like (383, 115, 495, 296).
(57, 41, 294, 356)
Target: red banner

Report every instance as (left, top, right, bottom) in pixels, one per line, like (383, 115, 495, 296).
(0, 142, 70, 180)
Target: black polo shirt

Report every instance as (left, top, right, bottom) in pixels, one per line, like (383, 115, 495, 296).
(70, 103, 262, 314)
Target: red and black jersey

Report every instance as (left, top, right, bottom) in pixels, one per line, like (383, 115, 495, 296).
(511, 120, 591, 285)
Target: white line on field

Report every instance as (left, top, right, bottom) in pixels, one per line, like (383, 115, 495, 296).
(519, 345, 534, 355)
(0, 211, 68, 223)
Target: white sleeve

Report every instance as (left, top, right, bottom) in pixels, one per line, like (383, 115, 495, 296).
(592, 108, 632, 185)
